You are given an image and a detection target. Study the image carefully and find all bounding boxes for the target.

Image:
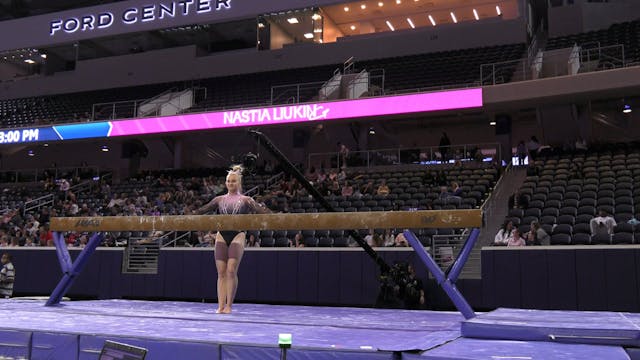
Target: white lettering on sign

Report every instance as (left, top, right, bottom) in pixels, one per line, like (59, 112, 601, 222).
(223, 105, 331, 125)
(49, 0, 231, 36)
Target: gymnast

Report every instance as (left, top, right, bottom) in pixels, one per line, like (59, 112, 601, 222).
(194, 165, 270, 314)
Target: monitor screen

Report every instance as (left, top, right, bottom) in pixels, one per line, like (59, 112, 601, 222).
(99, 340, 147, 360)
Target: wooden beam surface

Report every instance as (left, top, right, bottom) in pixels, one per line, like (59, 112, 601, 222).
(50, 210, 482, 232)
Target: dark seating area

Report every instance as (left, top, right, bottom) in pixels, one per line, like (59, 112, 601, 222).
(546, 19, 640, 63)
(509, 143, 640, 245)
(0, 42, 525, 129)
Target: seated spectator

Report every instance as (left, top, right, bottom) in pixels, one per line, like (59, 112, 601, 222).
(394, 233, 409, 247)
(376, 180, 390, 196)
(525, 221, 549, 246)
(494, 220, 514, 246)
(247, 233, 260, 247)
(384, 229, 395, 247)
(590, 210, 616, 235)
(507, 229, 526, 247)
(361, 181, 375, 195)
(341, 181, 354, 197)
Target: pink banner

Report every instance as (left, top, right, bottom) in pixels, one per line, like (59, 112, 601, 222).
(109, 88, 483, 137)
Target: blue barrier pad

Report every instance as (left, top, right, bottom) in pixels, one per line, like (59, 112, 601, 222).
(420, 338, 630, 359)
(462, 308, 640, 346)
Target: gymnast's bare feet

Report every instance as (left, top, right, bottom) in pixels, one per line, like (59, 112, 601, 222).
(216, 306, 225, 314)
(221, 306, 232, 314)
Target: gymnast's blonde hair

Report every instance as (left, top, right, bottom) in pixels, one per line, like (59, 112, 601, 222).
(227, 164, 244, 192)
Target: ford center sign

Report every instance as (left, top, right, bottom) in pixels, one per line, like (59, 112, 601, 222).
(49, 0, 231, 36)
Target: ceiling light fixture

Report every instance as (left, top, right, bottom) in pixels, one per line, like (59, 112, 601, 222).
(361, 4, 366, 9)
(489, 121, 497, 126)
(450, 12, 458, 23)
(304, 33, 314, 39)
(287, 17, 299, 24)
(312, 13, 321, 20)
(407, 18, 415, 28)
(473, 9, 479, 20)
(350, 25, 357, 30)
(623, 104, 632, 114)
(496, 5, 502, 16)
(386, 20, 395, 31)
(428, 15, 436, 26)
(24, 59, 35, 64)
(396, 0, 402, 4)
(378, 1, 384, 7)
(344, 6, 350, 11)
(101, 145, 109, 152)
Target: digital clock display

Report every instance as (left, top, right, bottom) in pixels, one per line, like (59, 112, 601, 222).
(0, 128, 39, 144)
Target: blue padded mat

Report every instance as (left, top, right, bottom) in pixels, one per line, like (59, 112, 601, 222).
(417, 338, 630, 360)
(0, 299, 463, 353)
(462, 308, 640, 347)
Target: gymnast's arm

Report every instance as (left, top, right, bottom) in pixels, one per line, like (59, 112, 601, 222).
(194, 196, 220, 215)
(246, 196, 272, 214)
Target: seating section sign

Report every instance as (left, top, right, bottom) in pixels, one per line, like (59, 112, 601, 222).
(0, 89, 482, 144)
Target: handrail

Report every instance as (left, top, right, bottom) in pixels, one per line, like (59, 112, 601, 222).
(308, 142, 500, 170)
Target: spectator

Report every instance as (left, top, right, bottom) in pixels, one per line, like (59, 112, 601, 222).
(494, 220, 514, 246)
(516, 140, 527, 166)
(439, 132, 451, 163)
(341, 181, 354, 197)
(527, 136, 541, 161)
(394, 233, 409, 247)
(590, 210, 616, 236)
(507, 229, 526, 247)
(361, 181, 375, 195)
(525, 221, 550, 246)
(404, 264, 425, 310)
(0, 253, 14, 298)
(376, 180, 390, 196)
(247, 233, 260, 247)
(383, 229, 395, 247)
(337, 142, 350, 167)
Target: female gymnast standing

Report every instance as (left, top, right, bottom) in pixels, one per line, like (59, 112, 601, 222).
(195, 165, 270, 314)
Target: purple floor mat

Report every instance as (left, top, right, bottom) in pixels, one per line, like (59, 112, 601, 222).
(0, 299, 463, 352)
(462, 308, 640, 347)
(414, 338, 630, 360)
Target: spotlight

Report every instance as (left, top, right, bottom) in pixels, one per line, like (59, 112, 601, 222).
(287, 17, 299, 24)
(304, 33, 314, 39)
(312, 13, 322, 20)
(369, 127, 376, 135)
(361, 4, 366, 9)
(28, 150, 35, 157)
(489, 121, 497, 126)
(623, 104, 632, 114)
(344, 6, 350, 11)
(101, 145, 109, 152)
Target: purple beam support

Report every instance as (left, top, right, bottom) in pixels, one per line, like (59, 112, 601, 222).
(52, 232, 72, 274)
(404, 229, 477, 319)
(448, 228, 480, 283)
(46, 232, 104, 306)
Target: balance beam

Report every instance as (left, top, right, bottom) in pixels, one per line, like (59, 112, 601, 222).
(50, 209, 482, 232)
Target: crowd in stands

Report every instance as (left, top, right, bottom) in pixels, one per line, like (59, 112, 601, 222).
(496, 140, 640, 246)
(0, 154, 497, 249)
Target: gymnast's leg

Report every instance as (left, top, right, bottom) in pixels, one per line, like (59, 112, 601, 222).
(214, 235, 229, 314)
(222, 232, 246, 314)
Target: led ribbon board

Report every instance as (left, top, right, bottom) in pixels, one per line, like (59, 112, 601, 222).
(3, 89, 482, 144)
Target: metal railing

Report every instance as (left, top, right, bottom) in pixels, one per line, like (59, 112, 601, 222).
(0, 165, 101, 185)
(23, 193, 54, 215)
(270, 68, 386, 105)
(161, 231, 194, 248)
(92, 98, 149, 121)
(123, 237, 161, 274)
(431, 232, 480, 278)
(480, 44, 627, 86)
(308, 143, 501, 170)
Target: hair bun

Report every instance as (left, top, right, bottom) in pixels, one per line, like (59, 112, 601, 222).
(229, 164, 244, 174)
